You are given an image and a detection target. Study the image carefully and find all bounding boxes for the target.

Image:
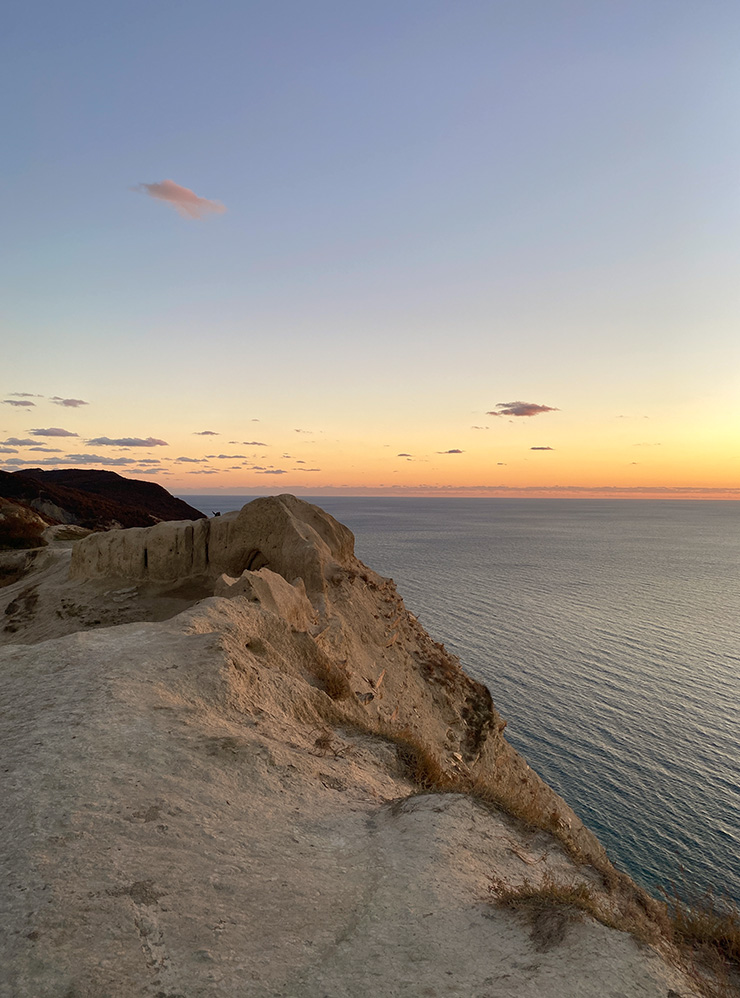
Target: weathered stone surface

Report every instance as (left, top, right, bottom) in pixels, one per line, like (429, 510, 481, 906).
(0, 496, 717, 998)
(70, 494, 356, 597)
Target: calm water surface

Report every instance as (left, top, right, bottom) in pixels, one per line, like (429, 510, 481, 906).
(183, 496, 740, 903)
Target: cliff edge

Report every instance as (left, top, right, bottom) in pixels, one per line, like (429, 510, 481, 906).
(0, 496, 726, 997)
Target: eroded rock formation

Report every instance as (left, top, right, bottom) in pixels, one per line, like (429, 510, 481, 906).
(0, 497, 717, 997)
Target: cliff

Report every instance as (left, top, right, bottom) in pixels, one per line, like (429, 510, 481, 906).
(0, 496, 725, 997)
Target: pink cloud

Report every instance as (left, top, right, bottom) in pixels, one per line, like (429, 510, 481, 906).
(134, 179, 225, 219)
(488, 401, 558, 418)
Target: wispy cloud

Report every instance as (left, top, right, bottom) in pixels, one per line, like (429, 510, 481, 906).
(3, 399, 35, 407)
(30, 427, 78, 437)
(50, 397, 88, 408)
(3, 438, 35, 446)
(194, 430, 219, 436)
(65, 454, 136, 465)
(256, 469, 288, 474)
(471, 425, 489, 430)
(133, 179, 225, 219)
(29, 446, 62, 453)
(2, 458, 59, 466)
(0, 446, 18, 453)
(488, 401, 558, 418)
(530, 446, 554, 450)
(175, 456, 207, 463)
(206, 454, 247, 459)
(240, 440, 267, 446)
(9, 392, 42, 398)
(87, 436, 168, 447)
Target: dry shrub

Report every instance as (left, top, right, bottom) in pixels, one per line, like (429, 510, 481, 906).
(490, 871, 597, 912)
(489, 871, 630, 938)
(322, 664, 352, 700)
(662, 882, 740, 967)
(291, 632, 353, 701)
(469, 775, 559, 834)
(0, 506, 48, 550)
(390, 727, 458, 790)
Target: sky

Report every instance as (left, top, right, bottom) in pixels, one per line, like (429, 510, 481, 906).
(2, 0, 739, 498)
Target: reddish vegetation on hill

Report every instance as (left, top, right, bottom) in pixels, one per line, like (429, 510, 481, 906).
(0, 469, 204, 543)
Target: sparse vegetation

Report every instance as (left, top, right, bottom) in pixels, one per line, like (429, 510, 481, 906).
(662, 882, 740, 968)
(489, 871, 616, 927)
(0, 503, 48, 550)
(388, 726, 459, 790)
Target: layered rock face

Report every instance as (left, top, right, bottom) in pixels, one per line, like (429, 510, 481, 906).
(0, 497, 711, 998)
(69, 494, 354, 598)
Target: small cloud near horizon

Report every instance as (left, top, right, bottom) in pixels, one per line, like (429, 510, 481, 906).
(29, 446, 63, 453)
(256, 469, 288, 474)
(175, 456, 207, 463)
(194, 430, 219, 436)
(397, 453, 412, 457)
(241, 440, 267, 446)
(87, 436, 168, 447)
(9, 392, 43, 398)
(30, 427, 78, 437)
(3, 438, 35, 446)
(437, 449, 464, 454)
(488, 401, 558, 418)
(530, 446, 554, 450)
(133, 179, 225, 219)
(3, 399, 35, 407)
(50, 397, 88, 407)
(65, 454, 136, 466)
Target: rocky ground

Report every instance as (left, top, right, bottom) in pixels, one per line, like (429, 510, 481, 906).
(0, 496, 732, 997)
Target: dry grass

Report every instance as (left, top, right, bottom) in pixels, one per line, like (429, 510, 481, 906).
(0, 506, 48, 550)
(662, 882, 740, 968)
(389, 726, 459, 790)
(489, 871, 627, 935)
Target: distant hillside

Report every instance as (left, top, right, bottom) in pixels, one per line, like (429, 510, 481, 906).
(0, 469, 205, 535)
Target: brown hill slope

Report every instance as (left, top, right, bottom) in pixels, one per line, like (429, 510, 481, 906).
(0, 469, 204, 534)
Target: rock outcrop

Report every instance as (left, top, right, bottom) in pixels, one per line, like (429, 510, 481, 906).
(69, 494, 354, 600)
(0, 497, 722, 997)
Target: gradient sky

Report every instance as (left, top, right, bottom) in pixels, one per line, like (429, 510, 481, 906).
(2, 1, 739, 497)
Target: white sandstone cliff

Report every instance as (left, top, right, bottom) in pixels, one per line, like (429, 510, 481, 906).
(0, 496, 718, 997)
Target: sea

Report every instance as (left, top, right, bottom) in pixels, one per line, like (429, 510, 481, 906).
(182, 495, 740, 905)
